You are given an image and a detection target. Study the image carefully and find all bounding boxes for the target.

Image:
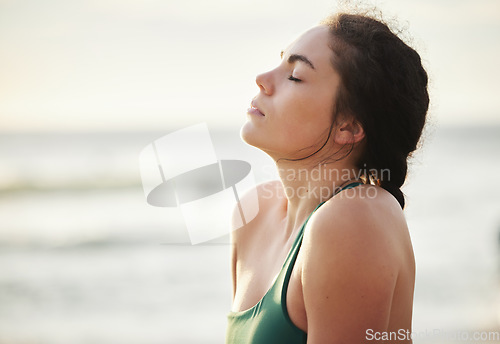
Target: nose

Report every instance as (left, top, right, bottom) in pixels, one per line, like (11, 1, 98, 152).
(255, 70, 274, 95)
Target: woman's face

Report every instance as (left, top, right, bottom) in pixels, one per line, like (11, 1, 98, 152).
(241, 25, 341, 161)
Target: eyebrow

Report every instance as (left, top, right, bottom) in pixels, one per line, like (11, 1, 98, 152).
(280, 50, 316, 70)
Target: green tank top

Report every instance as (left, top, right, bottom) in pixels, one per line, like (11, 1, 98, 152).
(226, 182, 362, 344)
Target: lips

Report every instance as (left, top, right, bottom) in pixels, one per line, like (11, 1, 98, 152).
(247, 100, 265, 117)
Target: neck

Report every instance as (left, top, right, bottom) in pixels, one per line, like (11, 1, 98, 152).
(275, 159, 361, 238)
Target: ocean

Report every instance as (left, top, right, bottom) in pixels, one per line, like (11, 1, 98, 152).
(0, 125, 499, 343)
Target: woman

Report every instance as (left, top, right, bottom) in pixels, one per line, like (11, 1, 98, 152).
(226, 11, 429, 344)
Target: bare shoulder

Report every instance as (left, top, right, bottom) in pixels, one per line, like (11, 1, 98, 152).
(300, 185, 414, 341)
(304, 184, 409, 260)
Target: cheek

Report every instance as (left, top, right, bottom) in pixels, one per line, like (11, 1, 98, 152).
(271, 100, 332, 157)
(281, 90, 334, 134)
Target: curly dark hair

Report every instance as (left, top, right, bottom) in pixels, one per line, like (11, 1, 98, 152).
(322, 13, 430, 209)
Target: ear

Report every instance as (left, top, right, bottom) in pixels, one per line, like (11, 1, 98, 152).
(332, 119, 365, 145)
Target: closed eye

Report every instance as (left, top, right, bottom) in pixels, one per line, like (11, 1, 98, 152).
(288, 75, 302, 82)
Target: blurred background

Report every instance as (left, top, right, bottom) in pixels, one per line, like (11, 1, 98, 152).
(1, 0, 499, 343)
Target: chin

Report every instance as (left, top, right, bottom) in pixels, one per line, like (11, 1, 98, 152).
(240, 121, 275, 153)
(241, 123, 288, 163)
(240, 121, 260, 148)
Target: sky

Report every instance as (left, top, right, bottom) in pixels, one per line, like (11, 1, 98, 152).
(0, 0, 499, 131)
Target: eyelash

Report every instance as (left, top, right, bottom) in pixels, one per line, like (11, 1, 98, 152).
(288, 75, 302, 82)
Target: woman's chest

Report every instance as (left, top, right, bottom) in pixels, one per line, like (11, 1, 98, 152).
(232, 237, 309, 333)
(232, 242, 288, 312)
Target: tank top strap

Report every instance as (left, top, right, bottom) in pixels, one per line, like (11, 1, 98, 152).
(280, 181, 364, 320)
(286, 181, 363, 252)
